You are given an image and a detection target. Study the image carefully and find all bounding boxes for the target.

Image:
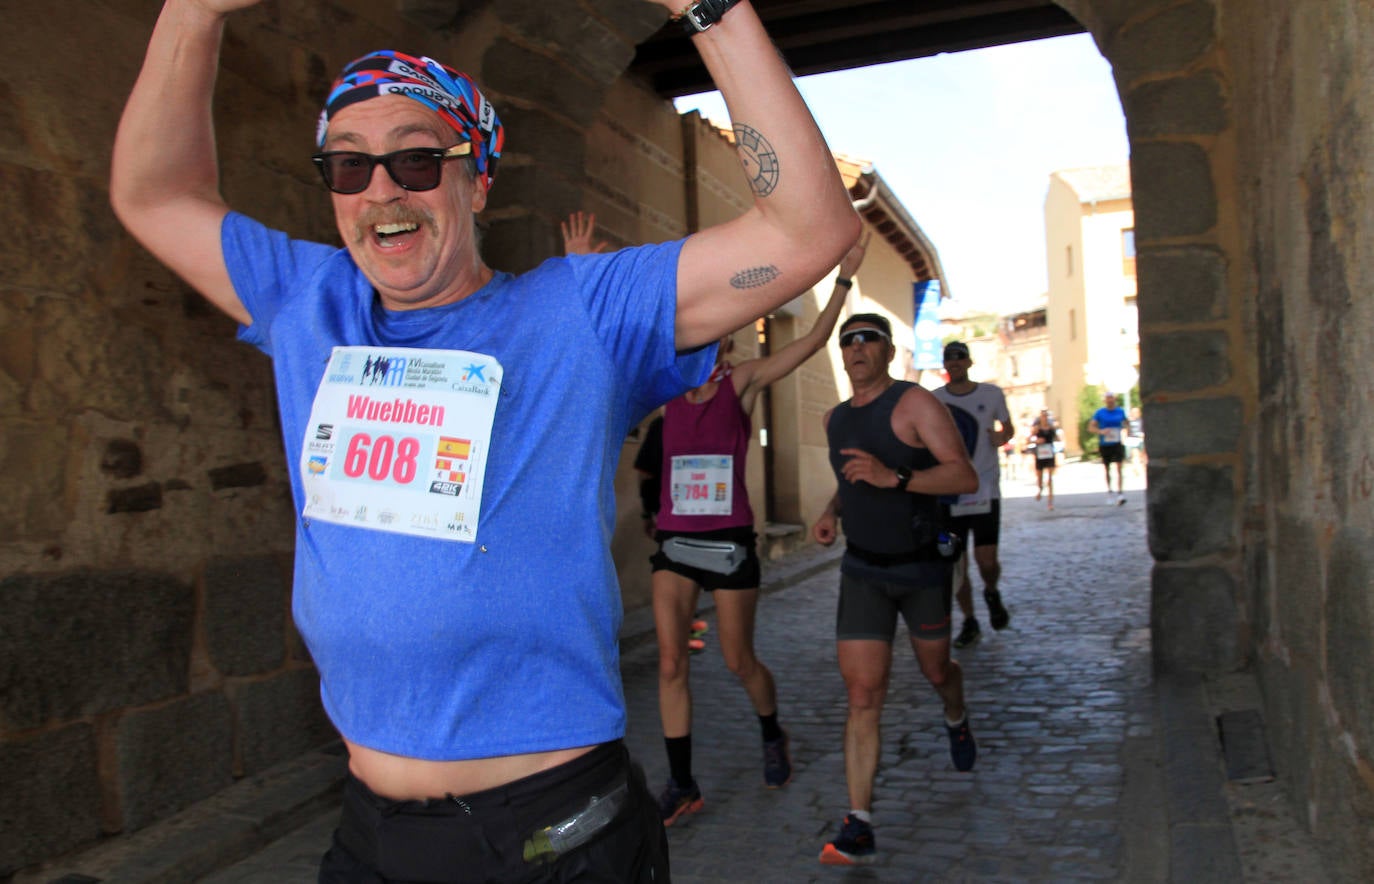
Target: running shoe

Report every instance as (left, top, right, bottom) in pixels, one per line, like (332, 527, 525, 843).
(819, 814, 876, 865)
(657, 778, 703, 827)
(946, 716, 977, 772)
(687, 637, 706, 655)
(763, 731, 792, 788)
(984, 589, 1011, 631)
(953, 618, 981, 649)
(1116, 495, 1127, 506)
(689, 619, 708, 637)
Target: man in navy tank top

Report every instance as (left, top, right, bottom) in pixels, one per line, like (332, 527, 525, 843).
(811, 314, 980, 866)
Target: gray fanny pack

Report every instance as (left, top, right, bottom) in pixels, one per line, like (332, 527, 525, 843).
(660, 536, 747, 575)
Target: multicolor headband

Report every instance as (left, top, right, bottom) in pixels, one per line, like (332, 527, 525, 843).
(317, 50, 504, 192)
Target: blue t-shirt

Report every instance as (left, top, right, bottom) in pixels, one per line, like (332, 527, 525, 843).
(223, 212, 713, 760)
(1093, 406, 1129, 446)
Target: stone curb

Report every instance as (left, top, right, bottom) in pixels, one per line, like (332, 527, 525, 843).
(1156, 673, 1244, 882)
(16, 749, 346, 884)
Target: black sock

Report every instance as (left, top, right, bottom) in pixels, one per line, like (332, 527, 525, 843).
(759, 712, 783, 743)
(665, 735, 693, 787)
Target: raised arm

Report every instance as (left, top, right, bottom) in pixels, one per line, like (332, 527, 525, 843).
(110, 0, 258, 325)
(659, 0, 861, 349)
(733, 233, 869, 412)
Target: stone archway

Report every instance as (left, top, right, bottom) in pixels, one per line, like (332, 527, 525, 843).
(2, 0, 1370, 876)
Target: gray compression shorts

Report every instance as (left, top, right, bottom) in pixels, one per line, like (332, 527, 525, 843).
(836, 569, 953, 641)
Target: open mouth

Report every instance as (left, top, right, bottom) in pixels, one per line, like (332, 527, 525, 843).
(374, 221, 420, 247)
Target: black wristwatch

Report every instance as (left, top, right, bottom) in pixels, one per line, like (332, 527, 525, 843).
(893, 465, 913, 490)
(679, 0, 742, 34)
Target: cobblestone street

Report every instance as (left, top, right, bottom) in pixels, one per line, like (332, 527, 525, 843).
(616, 462, 1157, 882)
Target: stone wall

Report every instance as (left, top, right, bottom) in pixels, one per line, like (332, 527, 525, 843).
(1222, 0, 1374, 876)
(0, 0, 502, 872)
(1061, 0, 1374, 876)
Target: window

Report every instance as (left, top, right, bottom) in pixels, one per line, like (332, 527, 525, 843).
(1011, 356, 1020, 378)
(1066, 244, 1074, 277)
(1122, 228, 1136, 276)
(1069, 308, 1077, 342)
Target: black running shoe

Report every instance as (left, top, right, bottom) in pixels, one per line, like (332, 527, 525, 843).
(763, 731, 792, 788)
(953, 618, 981, 648)
(657, 778, 703, 826)
(819, 814, 876, 865)
(947, 717, 977, 771)
(985, 589, 1011, 630)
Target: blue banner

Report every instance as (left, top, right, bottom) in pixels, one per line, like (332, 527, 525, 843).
(912, 280, 943, 371)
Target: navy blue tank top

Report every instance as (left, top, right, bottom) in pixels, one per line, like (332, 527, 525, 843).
(827, 381, 942, 557)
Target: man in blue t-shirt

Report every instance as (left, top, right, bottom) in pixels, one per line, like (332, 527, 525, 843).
(111, 0, 860, 877)
(1089, 392, 1132, 505)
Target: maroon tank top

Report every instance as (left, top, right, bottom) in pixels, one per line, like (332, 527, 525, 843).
(656, 373, 754, 532)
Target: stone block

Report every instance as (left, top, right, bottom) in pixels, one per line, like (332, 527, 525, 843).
(1273, 514, 1320, 663)
(1141, 396, 1241, 460)
(1140, 330, 1230, 395)
(1125, 72, 1228, 138)
(1146, 463, 1236, 560)
(204, 555, 288, 677)
(481, 39, 605, 129)
(116, 692, 235, 830)
(0, 418, 70, 539)
(1131, 141, 1216, 239)
(1325, 528, 1374, 760)
(1136, 246, 1228, 324)
(497, 106, 587, 180)
(232, 669, 338, 776)
(0, 724, 102, 877)
(490, 165, 585, 221)
(1108, 1, 1215, 82)
(1151, 565, 1240, 674)
(0, 163, 98, 294)
(497, 3, 636, 86)
(484, 213, 566, 274)
(0, 570, 194, 730)
(594, 0, 675, 43)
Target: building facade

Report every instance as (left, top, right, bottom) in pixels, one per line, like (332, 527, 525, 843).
(1043, 165, 1140, 453)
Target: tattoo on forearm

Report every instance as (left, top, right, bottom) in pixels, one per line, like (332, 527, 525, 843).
(731, 265, 780, 289)
(732, 124, 780, 197)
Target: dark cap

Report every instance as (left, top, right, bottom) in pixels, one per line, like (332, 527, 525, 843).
(943, 341, 970, 361)
(839, 313, 892, 339)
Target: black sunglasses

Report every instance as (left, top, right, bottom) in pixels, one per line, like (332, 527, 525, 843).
(311, 144, 472, 195)
(839, 328, 890, 347)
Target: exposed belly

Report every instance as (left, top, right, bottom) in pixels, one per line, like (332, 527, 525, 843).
(346, 739, 597, 799)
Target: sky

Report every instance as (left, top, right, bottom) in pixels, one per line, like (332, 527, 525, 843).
(673, 33, 1129, 316)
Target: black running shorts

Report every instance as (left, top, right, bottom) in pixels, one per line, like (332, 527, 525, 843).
(941, 498, 1001, 548)
(1100, 443, 1126, 464)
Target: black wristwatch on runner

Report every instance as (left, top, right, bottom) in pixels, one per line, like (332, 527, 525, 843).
(679, 0, 742, 34)
(893, 465, 913, 490)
